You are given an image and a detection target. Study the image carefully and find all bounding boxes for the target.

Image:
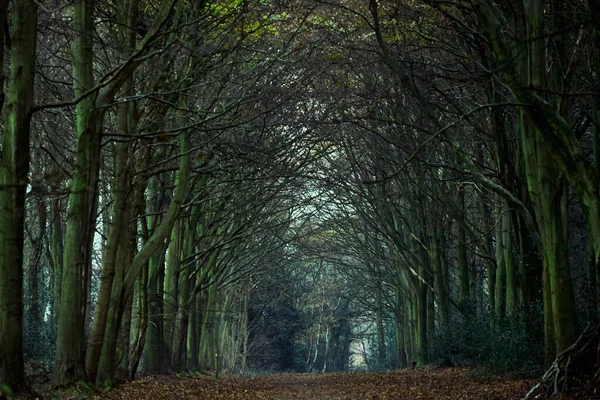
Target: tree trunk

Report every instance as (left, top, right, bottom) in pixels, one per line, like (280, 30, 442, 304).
(141, 239, 168, 373)
(415, 250, 428, 367)
(173, 203, 202, 369)
(127, 150, 151, 380)
(164, 221, 182, 361)
(0, 0, 6, 112)
(186, 288, 199, 370)
(54, 0, 102, 385)
(515, 210, 542, 307)
(395, 286, 407, 368)
(86, 138, 131, 380)
(322, 326, 330, 372)
(545, 180, 577, 357)
(129, 247, 149, 380)
(0, 0, 37, 389)
(55, 0, 180, 385)
(118, 289, 134, 373)
(95, 198, 132, 387)
(142, 176, 168, 374)
(95, 131, 190, 387)
(520, 0, 577, 360)
(542, 254, 555, 367)
(591, 121, 600, 320)
(172, 240, 192, 370)
(240, 292, 249, 373)
(474, 0, 600, 296)
(494, 202, 506, 322)
(457, 188, 470, 310)
(375, 280, 386, 365)
(50, 197, 64, 323)
(503, 209, 518, 314)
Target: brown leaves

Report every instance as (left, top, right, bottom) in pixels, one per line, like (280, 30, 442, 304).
(92, 368, 534, 400)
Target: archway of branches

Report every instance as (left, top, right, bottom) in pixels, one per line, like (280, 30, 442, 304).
(1, 0, 599, 396)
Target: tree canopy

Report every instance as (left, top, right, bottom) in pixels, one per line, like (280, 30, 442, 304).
(1, 0, 599, 397)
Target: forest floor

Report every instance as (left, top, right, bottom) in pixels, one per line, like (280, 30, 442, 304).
(80, 368, 536, 399)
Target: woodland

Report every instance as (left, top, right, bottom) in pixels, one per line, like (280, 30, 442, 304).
(0, 0, 600, 398)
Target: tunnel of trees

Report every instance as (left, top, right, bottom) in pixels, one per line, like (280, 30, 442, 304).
(1, 0, 599, 396)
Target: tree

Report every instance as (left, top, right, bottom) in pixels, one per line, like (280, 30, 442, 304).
(54, 0, 185, 386)
(0, 0, 38, 390)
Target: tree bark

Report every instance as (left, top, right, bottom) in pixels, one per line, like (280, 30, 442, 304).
(164, 220, 182, 361)
(50, 196, 64, 323)
(503, 209, 518, 314)
(457, 188, 470, 310)
(474, 0, 600, 268)
(375, 280, 386, 365)
(142, 177, 168, 373)
(95, 130, 190, 387)
(54, 0, 101, 385)
(86, 137, 131, 380)
(55, 0, 180, 385)
(0, 0, 38, 389)
(494, 202, 506, 322)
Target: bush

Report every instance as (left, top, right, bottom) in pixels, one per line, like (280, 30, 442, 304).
(23, 314, 55, 364)
(428, 305, 544, 376)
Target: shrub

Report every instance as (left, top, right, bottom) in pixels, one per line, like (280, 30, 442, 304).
(428, 305, 544, 376)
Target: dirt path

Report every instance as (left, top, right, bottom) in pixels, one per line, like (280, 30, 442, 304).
(95, 368, 534, 399)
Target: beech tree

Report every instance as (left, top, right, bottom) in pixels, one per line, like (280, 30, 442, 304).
(2, 0, 600, 394)
(0, 0, 38, 390)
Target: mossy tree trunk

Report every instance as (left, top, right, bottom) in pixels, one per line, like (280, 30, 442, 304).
(129, 238, 149, 379)
(85, 0, 139, 374)
(494, 201, 506, 322)
(521, 0, 577, 361)
(588, 0, 600, 318)
(172, 210, 200, 370)
(142, 176, 168, 373)
(503, 208, 518, 314)
(414, 240, 428, 367)
(85, 121, 132, 380)
(0, 0, 38, 390)
(95, 130, 190, 387)
(473, 0, 580, 363)
(50, 195, 64, 323)
(55, 0, 181, 385)
(164, 220, 182, 361)
(54, 0, 102, 385)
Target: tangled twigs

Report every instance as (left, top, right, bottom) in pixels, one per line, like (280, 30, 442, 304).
(524, 323, 600, 399)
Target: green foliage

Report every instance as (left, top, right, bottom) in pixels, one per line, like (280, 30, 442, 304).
(23, 313, 55, 364)
(208, 0, 243, 18)
(428, 306, 544, 376)
(75, 380, 95, 394)
(96, 378, 115, 391)
(0, 383, 14, 397)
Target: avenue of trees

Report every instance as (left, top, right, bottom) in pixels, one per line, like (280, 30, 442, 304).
(1, 0, 599, 394)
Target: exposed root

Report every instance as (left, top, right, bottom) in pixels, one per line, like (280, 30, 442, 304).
(524, 323, 600, 399)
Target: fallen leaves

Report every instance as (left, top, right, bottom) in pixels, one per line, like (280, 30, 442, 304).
(91, 368, 535, 400)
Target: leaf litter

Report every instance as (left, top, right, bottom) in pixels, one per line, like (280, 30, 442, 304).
(91, 368, 535, 399)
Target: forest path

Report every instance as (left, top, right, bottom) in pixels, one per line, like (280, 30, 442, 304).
(97, 368, 534, 399)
